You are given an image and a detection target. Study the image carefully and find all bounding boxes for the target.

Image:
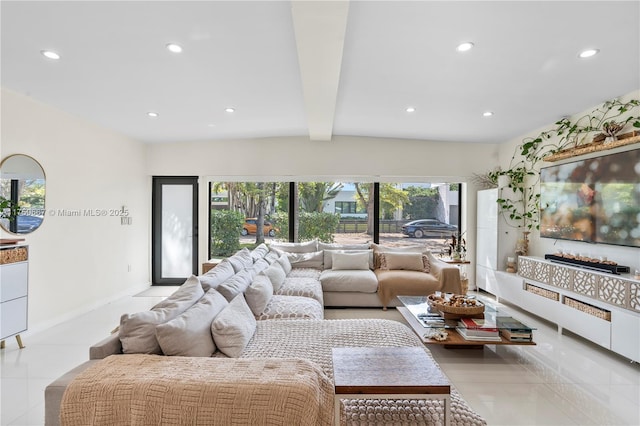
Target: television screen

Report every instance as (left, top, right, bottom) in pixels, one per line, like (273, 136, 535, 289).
(540, 148, 640, 247)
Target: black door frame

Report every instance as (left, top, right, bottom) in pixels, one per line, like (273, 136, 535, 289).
(152, 176, 198, 285)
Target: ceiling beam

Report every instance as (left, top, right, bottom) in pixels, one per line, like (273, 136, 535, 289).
(291, 0, 349, 141)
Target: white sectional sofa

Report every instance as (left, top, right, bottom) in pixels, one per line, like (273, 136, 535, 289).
(45, 240, 471, 425)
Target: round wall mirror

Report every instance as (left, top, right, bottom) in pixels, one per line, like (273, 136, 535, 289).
(0, 154, 46, 234)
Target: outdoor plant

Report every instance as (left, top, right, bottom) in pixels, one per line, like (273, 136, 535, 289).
(272, 211, 340, 243)
(485, 97, 639, 231)
(0, 196, 20, 221)
(210, 210, 244, 256)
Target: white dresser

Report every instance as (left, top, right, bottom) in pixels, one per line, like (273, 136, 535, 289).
(0, 244, 28, 349)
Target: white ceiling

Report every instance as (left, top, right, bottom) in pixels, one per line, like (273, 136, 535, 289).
(1, 1, 639, 144)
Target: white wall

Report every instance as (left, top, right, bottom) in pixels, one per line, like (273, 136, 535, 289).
(146, 136, 501, 268)
(495, 89, 640, 272)
(0, 89, 150, 333)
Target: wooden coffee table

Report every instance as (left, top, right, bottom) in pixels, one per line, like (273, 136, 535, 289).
(332, 347, 451, 425)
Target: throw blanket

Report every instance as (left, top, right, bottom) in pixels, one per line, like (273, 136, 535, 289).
(235, 319, 487, 426)
(60, 355, 334, 426)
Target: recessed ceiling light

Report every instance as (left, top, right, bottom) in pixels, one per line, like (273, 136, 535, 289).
(41, 50, 60, 60)
(147, 111, 159, 118)
(483, 111, 494, 117)
(225, 107, 235, 113)
(406, 107, 416, 113)
(456, 42, 474, 52)
(166, 43, 183, 53)
(578, 48, 599, 58)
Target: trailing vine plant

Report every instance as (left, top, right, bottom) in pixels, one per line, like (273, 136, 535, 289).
(486, 98, 640, 232)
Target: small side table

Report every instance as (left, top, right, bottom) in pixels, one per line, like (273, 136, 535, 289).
(332, 347, 451, 425)
(440, 258, 471, 294)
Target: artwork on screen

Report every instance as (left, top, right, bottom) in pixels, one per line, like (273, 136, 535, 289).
(540, 148, 640, 248)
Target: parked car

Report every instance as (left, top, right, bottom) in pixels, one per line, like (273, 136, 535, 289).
(241, 218, 276, 237)
(401, 219, 457, 238)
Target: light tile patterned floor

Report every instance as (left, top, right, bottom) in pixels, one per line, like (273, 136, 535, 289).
(1, 289, 638, 425)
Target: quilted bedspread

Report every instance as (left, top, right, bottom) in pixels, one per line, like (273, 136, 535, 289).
(60, 355, 334, 425)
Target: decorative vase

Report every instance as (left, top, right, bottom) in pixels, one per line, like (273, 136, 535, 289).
(515, 231, 530, 256)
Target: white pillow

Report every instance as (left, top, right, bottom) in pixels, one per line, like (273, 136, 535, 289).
(244, 274, 274, 316)
(276, 254, 292, 275)
(324, 249, 373, 269)
(384, 252, 425, 271)
(263, 262, 286, 291)
(155, 289, 228, 357)
(199, 260, 235, 292)
(286, 250, 324, 269)
(211, 295, 257, 358)
(332, 251, 371, 270)
(216, 269, 253, 301)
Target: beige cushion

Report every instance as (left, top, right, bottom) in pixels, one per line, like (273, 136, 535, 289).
(264, 262, 286, 291)
(251, 258, 270, 275)
(276, 254, 292, 275)
(211, 295, 257, 357)
(217, 269, 252, 301)
(325, 249, 373, 270)
(245, 274, 274, 316)
(318, 242, 370, 251)
(120, 276, 204, 354)
(371, 243, 427, 268)
(227, 248, 253, 272)
(155, 289, 228, 357)
(332, 251, 370, 270)
(152, 275, 204, 310)
(269, 239, 318, 253)
(384, 252, 425, 271)
(264, 250, 280, 264)
(250, 243, 269, 262)
(199, 259, 235, 292)
(286, 250, 323, 269)
(319, 269, 378, 293)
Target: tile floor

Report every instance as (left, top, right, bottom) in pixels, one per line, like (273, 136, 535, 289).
(1, 288, 639, 425)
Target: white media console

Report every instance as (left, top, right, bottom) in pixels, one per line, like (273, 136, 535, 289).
(476, 255, 640, 363)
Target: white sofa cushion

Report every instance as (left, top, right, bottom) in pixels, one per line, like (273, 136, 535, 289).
(199, 260, 235, 292)
(332, 251, 370, 270)
(250, 243, 269, 262)
(276, 254, 292, 275)
(263, 262, 286, 291)
(211, 295, 256, 358)
(217, 269, 253, 302)
(245, 274, 274, 316)
(269, 239, 318, 253)
(323, 249, 373, 270)
(320, 269, 378, 293)
(256, 295, 324, 320)
(227, 248, 253, 273)
(120, 275, 204, 354)
(286, 250, 324, 269)
(155, 289, 228, 357)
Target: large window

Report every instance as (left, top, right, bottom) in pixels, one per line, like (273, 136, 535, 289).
(209, 180, 462, 258)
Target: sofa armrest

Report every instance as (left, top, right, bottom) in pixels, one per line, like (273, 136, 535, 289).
(89, 333, 122, 359)
(45, 360, 99, 426)
(428, 253, 462, 294)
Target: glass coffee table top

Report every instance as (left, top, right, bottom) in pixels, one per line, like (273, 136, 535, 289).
(397, 295, 535, 331)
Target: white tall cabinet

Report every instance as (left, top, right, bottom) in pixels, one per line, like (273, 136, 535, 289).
(476, 188, 518, 293)
(0, 245, 28, 349)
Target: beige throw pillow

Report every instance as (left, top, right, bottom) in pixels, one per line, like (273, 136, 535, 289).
(211, 295, 257, 358)
(120, 275, 204, 354)
(199, 260, 235, 292)
(217, 269, 253, 302)
(263, 262, 286, 291)
(332, 251, 370, 270)
(155, 289, 228, 357)
(276, 254, 292, 275)
(244, 274, 274, 316)
(384, 252, 425, 271)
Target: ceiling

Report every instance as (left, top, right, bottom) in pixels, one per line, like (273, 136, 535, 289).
(1, 1, 639, 144)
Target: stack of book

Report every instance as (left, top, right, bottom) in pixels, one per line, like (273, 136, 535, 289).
(456, 317, 501, 341)
(496, 316, 533, 342)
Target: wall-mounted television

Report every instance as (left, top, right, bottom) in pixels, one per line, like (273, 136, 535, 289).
(539, 148, 640, 248)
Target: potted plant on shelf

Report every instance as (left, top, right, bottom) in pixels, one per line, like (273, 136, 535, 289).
(448, 232, 466, 261)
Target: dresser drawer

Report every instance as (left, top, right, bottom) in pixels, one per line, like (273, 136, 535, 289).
(0, 262, 28, 302)
(1, 296, 28, 338)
